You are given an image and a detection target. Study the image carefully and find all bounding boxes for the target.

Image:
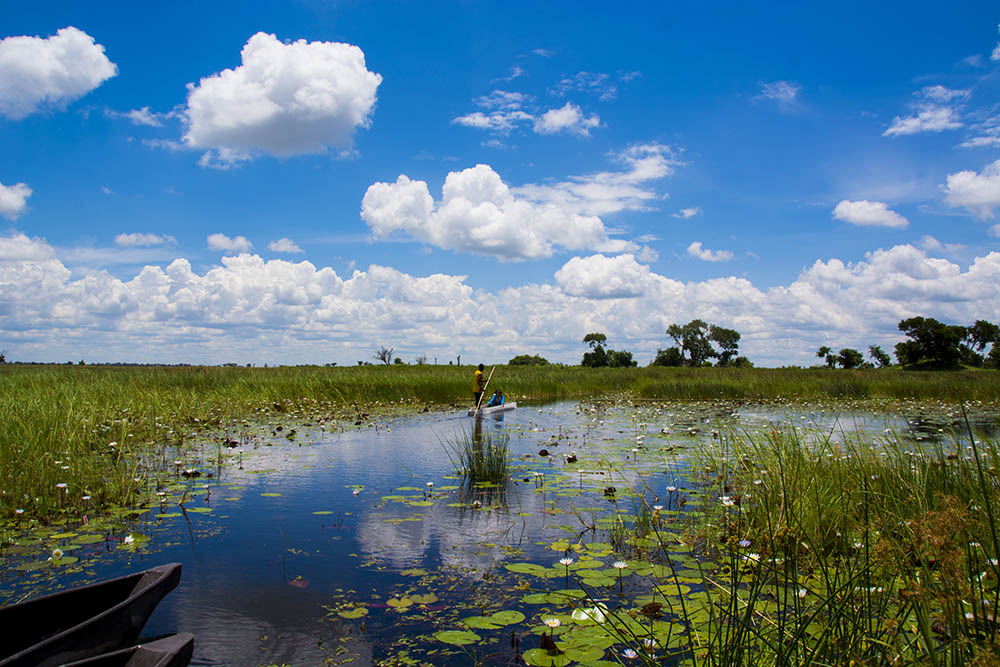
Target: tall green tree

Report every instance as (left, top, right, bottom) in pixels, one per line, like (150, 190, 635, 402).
(709, 325, 741, 366)
(868, 345, 891, 368)
(666, 320, 716, 366)
(651, 347, 683, 367)
(837, 348, 864, 369)
(894, 317, 967, 367)
(816, 346, 836, 369)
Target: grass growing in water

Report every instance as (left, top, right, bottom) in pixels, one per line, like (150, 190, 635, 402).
(443, 422, 510, 485)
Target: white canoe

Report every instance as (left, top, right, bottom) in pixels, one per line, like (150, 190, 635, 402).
(468, 402, 517, 416)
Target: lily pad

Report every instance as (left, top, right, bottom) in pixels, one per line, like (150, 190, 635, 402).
(434, 630, 481, 646)
(522, 648, 571, 666)
(338, 607, 368, 619)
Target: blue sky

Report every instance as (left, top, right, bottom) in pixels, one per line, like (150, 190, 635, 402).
(1, 1, 999, 366)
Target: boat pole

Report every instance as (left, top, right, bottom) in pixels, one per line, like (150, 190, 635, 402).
(472, 366, 496, 417)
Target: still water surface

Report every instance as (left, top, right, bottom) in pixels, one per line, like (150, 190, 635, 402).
(3, 400, 996, 665)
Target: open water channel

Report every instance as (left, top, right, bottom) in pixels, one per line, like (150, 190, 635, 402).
(2, 399, 997, 665)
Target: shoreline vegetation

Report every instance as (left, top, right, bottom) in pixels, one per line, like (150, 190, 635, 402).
(2, 365, 999, 664)
(1, 364, 999, 520)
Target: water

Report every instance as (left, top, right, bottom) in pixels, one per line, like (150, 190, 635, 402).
(2, 399, 997, 665)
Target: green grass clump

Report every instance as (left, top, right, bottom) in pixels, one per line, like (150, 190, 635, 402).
(444, 423, 510, 485)
(678, 422, 1000, 666)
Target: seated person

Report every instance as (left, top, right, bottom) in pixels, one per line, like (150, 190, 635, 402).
(485, 390, 504, 407)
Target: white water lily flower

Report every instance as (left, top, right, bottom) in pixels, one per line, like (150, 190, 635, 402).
(123, 534, 135, 545)
(50, 548, 63, 559)
(721, 496, 735, 507)
(542, 617, 561, 629)
(666, 486, 677, 493)
(613, 560, 628, 570)
(622, 648, 638, 659)
(571, 604, 607, 623)
(559, 557, 574, 566)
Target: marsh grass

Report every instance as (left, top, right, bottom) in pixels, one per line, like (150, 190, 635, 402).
(1, 362, 998, 521)
(443, 422, 510, 485)
(661, 420, 1000, 665)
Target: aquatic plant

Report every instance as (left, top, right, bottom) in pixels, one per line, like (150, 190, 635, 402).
(443, 423, 510, 485)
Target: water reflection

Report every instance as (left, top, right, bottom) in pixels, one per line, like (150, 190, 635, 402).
(3, 399, 997, 665)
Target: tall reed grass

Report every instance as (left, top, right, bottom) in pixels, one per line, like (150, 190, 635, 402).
(1, 363, 998, 520)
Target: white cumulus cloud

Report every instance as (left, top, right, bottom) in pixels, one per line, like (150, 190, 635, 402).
(268, 238, 304, 253)
(533, 102, 600, 136)
(183, 32, 382, 167)
(207, 233, 253, 252)
(362, 165, 632, 260)
(554, 254, 657, 298)
(114, 233, 177, 247)
(0, 182, 32, 220)
(2, 232, 1000, 367)
(943, 159, 1000, 219)
(0, 26, 117, 119)
(832, 200, 909, 228)
(687, 242, 734, 262)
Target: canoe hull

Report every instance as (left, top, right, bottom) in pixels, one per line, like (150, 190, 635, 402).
(0, 562, 182, 667)
(63, 633, 194, 667)
(468, 401, 517, 416)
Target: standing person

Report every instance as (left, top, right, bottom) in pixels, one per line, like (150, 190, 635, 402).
(473, 363, 485, 407)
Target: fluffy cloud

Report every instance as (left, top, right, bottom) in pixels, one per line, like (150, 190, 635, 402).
(554, 254, 657, 298)
(362, 165, 631, 260)
(114, 233, 177, 247)
(268, 238, 304, 253)
(207, 233, 253, 252)
(2, 233, 999, 367)
(884, 85, 968, 137)
(183, 32, 382, 166)
(832, 200, 909, 228)
(533, 102, 600, 136)
(943, 160, 1000, 219)
(884, 107, 963, 136)
(0, 27, 117, 119)
(687, 242, 734, 262)
(0, 181, 32, 220)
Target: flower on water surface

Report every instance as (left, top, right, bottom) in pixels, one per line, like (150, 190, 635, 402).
(542, 617, 561, 629)
(643, 638, 658, 650)
(426, 482, 433, 488)
(571, 604, 608, 623)
(55, 483, 67, 490)
(50, 548, 63, 559)
(666, 486, 677, 493)
(15, 509, 24, 514)
(745, 553, 760, 563)
(738, 539, 751, 548)
(559, 557, 574, 567)
(613, 560, 628, 570)
(721, 496, 735, 507)
(653, 505, 663, 511)
(352, 489, 360, 496)
(797, 588, 808, 599)
(622, 648, 638, 659)
(123, 534, 135, 545)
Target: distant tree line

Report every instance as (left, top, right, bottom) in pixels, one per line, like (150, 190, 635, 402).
(580, 333, 637, 367)
(818, 317, 1000, 370)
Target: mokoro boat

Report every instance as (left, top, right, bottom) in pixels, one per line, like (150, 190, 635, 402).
(0, 562, 182, 667)
(468, 401, 517, 416)
(63, 633, 193, 667)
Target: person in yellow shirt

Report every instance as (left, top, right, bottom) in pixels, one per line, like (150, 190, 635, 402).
(473, 363, 485, 407)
